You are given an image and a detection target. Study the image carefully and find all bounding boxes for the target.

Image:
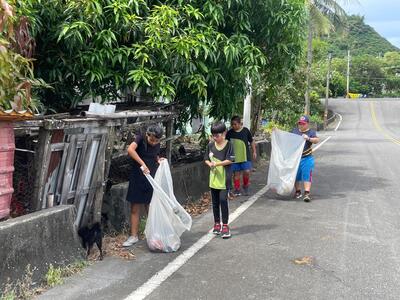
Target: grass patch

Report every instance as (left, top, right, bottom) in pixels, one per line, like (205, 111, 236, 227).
(0, 261, 90, 300)
(1, 265, 35, 300)
(45, 264, 63, 287)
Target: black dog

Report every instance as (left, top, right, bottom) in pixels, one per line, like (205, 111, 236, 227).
(78, 222, 103, 260)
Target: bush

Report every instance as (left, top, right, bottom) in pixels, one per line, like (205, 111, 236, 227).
(45, 264, 63, 287)
(263, 120, 289, 135)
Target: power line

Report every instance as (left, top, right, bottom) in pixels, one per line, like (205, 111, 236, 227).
(335, 73, 400, 80)
(348, 76, 400, 80)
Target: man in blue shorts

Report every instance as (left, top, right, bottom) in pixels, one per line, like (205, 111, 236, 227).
(292, 115, 320, 202)
(226, 116, 257, 196)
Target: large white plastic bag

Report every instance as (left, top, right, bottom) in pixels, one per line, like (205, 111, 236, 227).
(266, 129, 305, 195)
(144, 160, 192, 252)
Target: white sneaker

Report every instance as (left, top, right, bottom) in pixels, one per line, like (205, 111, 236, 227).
(123, 236, 139, 247)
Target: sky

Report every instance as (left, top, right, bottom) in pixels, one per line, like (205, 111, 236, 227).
(344, 0, 400, 48)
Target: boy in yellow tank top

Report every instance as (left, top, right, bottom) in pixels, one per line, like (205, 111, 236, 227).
(204, 122, 235, 238)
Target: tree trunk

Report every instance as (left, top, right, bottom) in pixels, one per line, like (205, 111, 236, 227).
(250, 95, 262, 135)
(305, 19, 313, 116)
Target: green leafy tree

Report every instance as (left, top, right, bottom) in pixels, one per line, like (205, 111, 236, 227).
(14, 0, 267, 120)
(262, 66, 323, 128)
(383, 52, 400, 76)
(13, 0, 308, 125)
(0, 0, 46, 112)
(304, 0, 348, 115)
(323, 16, 399, 58)
(249, 0, 307, 130)
(349, 55, 385, 95)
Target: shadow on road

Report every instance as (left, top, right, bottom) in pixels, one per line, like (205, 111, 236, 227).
(313, 163, 389, 200)
(233, 224, 278, 236)
(262, 162, 388, 202)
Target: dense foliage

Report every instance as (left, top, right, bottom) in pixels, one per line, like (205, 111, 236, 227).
(323, 15, 399, 58)
(12, 0, 306, 123)
(0, 0, 45, 112)
(312, 49, 400, 97)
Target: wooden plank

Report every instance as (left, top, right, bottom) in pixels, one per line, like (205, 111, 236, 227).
(13, 110, 178, 130)
(13, 119, 44, 128)
(104, 127, 116, 181)
(32, 128, 53, 211)
(93, 130, 112, 223)
(78, 134, 104, 227)
(73, 135, 93, 227)
(50, 142, 66, 151)
(43, 119, 124, 130)
(124, 116, 172, 129)
(59, 135, 78, 205)
(165, 119, 174, 164)
(66, 191, 76, 200)
(83, 110, 176, 119)
(63, 134, 88, 204)
(83, 126, 108, 135)
(64, 127, 84, 135)
(74, 133, 103, 227)
(54, 141, 70, 205)
(82, 133, 108, 225)
(41, 130, 65, 209)
(14, 127, 39, 137)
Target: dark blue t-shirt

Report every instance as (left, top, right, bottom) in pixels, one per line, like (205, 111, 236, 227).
(291, 128, 317, 157)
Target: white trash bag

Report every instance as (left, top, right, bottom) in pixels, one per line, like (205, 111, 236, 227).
(144, 160, 192, 252)
(266, 129, 305, 196)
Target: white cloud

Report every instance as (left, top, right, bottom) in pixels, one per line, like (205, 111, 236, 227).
(344, 1, 400, 48)
(345, 1, 400, 22)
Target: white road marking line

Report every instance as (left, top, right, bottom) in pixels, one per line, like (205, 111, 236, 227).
(334, 113, 343, 132)
(313, 136, 332, 152)
(126, 112, 344, 300)
(125, 186, 269, 300)
(313, 112, 342, 153)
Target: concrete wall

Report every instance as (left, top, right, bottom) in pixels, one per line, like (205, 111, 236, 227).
(102, 161, 210, 232)
(0, 206, 84, 288)
(171, 161, 209, 202)
(102, 141, 271, 231)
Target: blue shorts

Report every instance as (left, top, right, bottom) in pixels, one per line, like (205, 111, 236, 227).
(296, 155, 314, 183)
(231, 161, 252, 172)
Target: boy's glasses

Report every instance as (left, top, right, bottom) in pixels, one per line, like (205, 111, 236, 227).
(212, 133, 222, 138)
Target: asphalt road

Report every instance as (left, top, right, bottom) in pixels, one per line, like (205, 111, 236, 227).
(39, 98, 400, 300)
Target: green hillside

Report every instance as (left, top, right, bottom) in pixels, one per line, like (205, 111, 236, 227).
(322, 15, 399, 58)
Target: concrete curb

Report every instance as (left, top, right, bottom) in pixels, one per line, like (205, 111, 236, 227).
(0, 205, 84, 288)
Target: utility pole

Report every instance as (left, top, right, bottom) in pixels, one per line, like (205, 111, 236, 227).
(324, 53, 332, 130)
(346, 49, 350, 98)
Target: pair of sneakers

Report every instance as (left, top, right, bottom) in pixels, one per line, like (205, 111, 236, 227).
(233, 186, 250, 197)
(122, 235, 139, 247)
(294, 191, 311, 202)
(213, 223, 231, 239)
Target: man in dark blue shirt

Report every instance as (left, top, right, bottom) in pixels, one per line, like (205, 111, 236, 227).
(291, 115, 319, 202)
